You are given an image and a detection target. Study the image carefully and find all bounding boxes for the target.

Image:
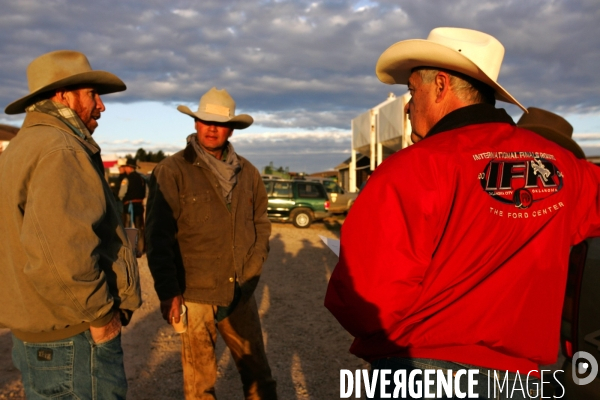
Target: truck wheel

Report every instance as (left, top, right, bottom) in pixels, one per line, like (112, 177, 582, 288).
(291, 208, 313, 228)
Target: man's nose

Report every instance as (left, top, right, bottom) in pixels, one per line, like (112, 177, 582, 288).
(96, 94, 106, 112)
(404, 102, 411, 118)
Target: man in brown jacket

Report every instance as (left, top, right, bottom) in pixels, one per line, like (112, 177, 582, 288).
(145, 87, 277, 399)
(0, 50, 142, 399)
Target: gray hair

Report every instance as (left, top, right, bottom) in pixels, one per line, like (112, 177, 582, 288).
(415, 68, 495, 105)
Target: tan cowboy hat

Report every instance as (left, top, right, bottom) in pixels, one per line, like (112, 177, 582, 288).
(376, 27, 526, 112)
(177, 87, 253, 129)
(517, 107, 584, 159)
(5, 50, 126, 115)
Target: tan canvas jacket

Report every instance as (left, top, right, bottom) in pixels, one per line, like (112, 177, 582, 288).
(145, 143, 271, 306)
(0, 112, 142, 342)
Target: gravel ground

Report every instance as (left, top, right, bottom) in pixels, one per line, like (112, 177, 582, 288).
(0, 218, 369, 399)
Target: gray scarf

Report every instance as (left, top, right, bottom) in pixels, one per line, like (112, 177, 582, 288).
(187, 134, 241, 204)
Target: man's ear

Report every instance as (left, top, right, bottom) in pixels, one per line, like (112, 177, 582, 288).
(434, 72, 452, 103)
(50, 88, 71, 106)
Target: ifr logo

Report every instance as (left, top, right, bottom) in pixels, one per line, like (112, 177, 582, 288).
(479, 156, 563, 208)
(572, 351, 599, 386)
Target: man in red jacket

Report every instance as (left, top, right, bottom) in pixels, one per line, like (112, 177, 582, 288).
(325, 27, 600, 399)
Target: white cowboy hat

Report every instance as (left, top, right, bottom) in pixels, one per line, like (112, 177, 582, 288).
(177, 87, 253, 129)
(376, 27, 526, 111)
(517, 107, 584, 159)
(5, 50, 126, 115)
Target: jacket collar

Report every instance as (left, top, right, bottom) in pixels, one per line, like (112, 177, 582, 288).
(22, 111, 101, 155)
(183, 142, 198, 165)
(427, 104, 515, 139)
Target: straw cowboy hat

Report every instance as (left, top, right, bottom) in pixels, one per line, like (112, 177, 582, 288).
(5, 50, 126, 115)
(517, 107, 584, 159)
(376, 27, 526, 112)
(177, 87, 253, 129)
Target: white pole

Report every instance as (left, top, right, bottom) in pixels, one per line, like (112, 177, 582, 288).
(350, 120, 357, 192)
(370, 109, 376, 171)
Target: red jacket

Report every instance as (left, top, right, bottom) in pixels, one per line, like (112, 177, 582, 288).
(325, 104, 600, 374)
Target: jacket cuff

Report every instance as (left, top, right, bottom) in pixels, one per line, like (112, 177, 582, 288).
(157, 287, 182, 302)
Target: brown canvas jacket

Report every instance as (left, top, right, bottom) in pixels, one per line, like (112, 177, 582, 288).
(145, 143, 271, 306)
(0, 112, 142, 342)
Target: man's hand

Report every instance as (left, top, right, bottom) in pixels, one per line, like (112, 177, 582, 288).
(90, 310, 122, 344)
(161, 295, 184, 324)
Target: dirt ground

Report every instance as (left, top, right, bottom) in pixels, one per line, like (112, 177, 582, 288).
(0, 218, 369, 399)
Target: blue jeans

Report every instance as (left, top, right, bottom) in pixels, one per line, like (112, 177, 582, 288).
(370, 358, 542, 399)
(12, 331, 127, 399)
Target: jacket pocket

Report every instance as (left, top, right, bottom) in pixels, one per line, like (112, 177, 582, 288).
(180, 191, 211, 224)
(183, 255, 221, 290)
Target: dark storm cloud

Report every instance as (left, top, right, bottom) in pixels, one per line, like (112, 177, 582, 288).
(1, 0, 599, 129)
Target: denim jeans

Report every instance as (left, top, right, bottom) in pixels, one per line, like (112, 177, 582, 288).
(12, 331, 127, 399)
(370, 358, 542, 399)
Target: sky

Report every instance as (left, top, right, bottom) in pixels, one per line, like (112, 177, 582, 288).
(1, 0, 600, 172)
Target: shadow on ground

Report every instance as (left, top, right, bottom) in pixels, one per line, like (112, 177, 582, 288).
(0, 220, 366, 400)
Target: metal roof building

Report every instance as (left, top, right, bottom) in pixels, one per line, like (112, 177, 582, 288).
(345, 92, 412, 191)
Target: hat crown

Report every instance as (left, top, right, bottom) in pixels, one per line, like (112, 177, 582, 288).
(176, 87, 253, 129)
(198, 88, 235, 118)
(27, 50, 94, 93)
(124, 158, 138, 168)
(427, 27, 505, 81)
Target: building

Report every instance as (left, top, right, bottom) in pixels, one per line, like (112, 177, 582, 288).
(341, 93, 412, 192)
(335, 154, 370, 192)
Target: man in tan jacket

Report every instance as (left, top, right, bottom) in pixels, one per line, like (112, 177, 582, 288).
(0, 50, 141, 399)
(145, 88, 277, 399)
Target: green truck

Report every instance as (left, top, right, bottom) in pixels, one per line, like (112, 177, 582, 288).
(263, 179, 330, 228)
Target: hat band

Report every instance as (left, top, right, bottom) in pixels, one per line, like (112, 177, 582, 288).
(204, 104, 231, 117)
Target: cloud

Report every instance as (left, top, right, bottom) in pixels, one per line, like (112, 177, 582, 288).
(98, 129, 351, 173)
(1, 0, 599, 130)
(231, 129, 351, 172)
(96, 138, 183, 155)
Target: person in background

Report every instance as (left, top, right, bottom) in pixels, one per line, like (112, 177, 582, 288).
(517, 107, 585, 159)
(145, 87, 277, 399)
(325, 27, 600, 399)
(0, 50, 141, 399)
(119, 157, 147, 254)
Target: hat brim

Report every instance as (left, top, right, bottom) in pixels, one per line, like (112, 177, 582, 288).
(376, 39, 526, 112)
(519, 124, 585, 159)
(177, 105, 253, 130)
(5, 71, 126, 115)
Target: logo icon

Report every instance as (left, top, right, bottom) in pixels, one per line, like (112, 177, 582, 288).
(572, 351, 599, 385)
(480, 155, 563, 208)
